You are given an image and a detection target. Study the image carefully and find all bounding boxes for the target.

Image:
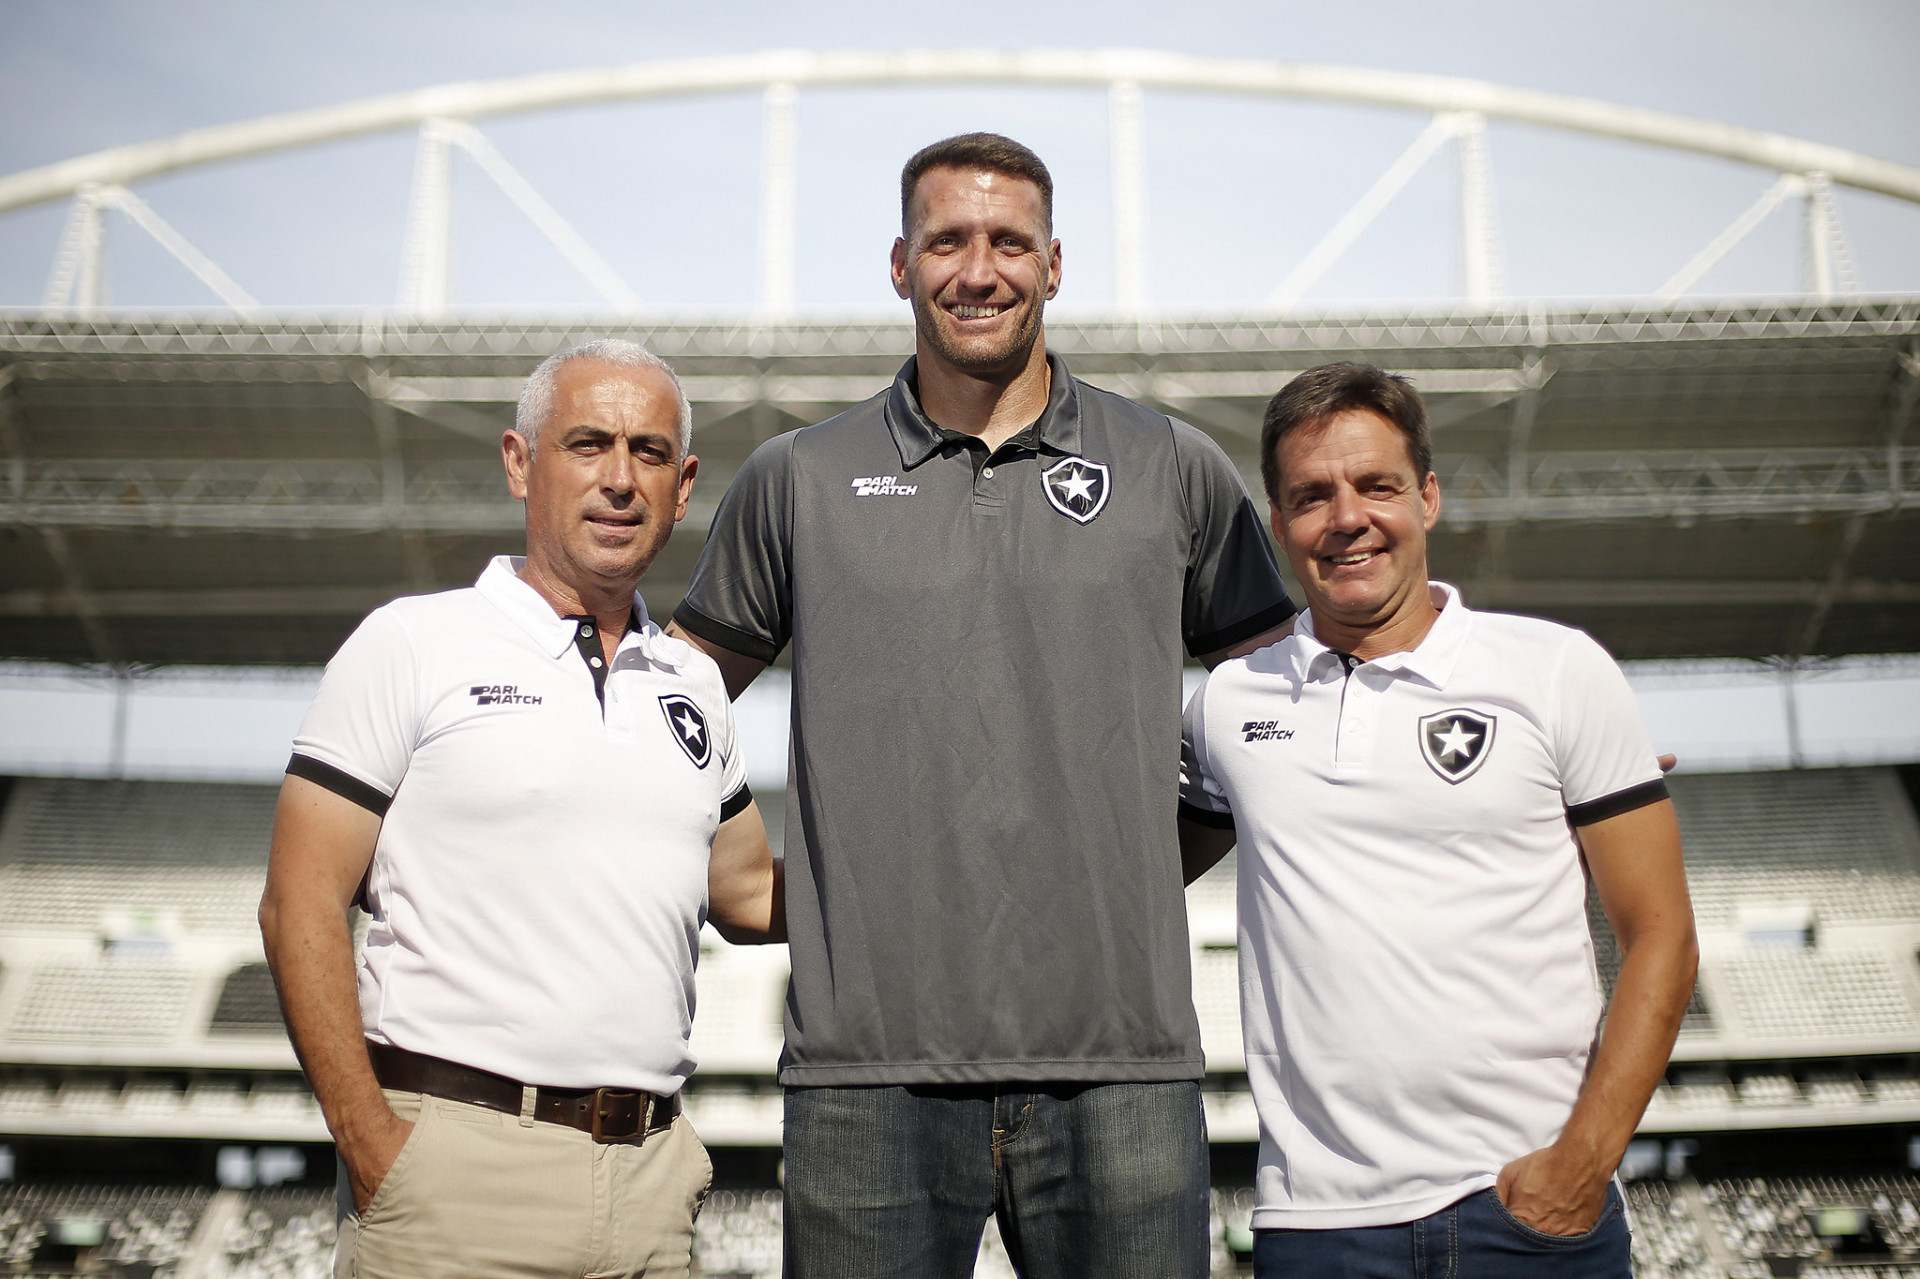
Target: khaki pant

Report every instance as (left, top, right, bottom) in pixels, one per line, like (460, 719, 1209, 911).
(335, 1089, 711, 1279)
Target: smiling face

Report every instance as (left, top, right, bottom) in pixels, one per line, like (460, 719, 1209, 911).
(1269, 408, 1443, 656)
(503, 358, 696, 607)
(890, 164, 1062, 377)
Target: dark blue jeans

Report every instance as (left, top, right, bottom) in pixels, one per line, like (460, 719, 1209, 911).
(782, 1080, 1211, 1279)
(1254, 1185, 1631, 1278)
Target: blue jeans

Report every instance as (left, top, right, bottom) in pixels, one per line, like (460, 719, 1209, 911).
(782, 1080, 1211, 1279)
(1254, 1185, 1630, 1278)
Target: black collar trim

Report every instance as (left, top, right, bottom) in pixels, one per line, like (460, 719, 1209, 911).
(884, 350, 1083, 469)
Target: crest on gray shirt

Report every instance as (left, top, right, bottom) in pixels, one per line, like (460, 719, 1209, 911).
(1041, 456, 1111, 524)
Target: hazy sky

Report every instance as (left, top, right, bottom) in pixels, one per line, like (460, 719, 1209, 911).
(6, 659, 1920, 792)
(3, 0, 1918, 312)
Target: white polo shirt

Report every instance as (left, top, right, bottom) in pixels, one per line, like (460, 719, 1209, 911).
(1180, 583, 1667, 1230)
(290, 556, 749, 1096)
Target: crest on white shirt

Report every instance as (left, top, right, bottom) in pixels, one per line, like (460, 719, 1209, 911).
(658, 694, 712, 769)
(1041, 456, 1111, 524)
(1419, 709, 1495, 783)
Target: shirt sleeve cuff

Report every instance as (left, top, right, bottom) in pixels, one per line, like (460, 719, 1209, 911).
(1188, 597, 1297, 659)
(671, 603, 784, 665)
(287, 753, 394, 817)
(1566, 778, 1669, 827)
(720, 784, 754, 823)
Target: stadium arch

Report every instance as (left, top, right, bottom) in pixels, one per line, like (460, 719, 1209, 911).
(4, 49, 1920, 316)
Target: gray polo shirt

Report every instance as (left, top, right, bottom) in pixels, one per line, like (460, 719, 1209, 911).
(676, 352, 1293, 1086)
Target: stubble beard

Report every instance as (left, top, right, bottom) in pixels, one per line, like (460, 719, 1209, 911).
(913, 290, 1046, 376)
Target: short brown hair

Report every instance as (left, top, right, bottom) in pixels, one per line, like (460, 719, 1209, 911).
(1260, 363, 1431, 505)
(900, 133, 1054, 235)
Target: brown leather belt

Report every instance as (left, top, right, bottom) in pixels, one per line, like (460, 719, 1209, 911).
(367, 1040, 679, 1143)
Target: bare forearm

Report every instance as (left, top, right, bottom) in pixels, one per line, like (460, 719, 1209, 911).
(712, 857, 786, 944)
(665, 620, 769, 700)
(708, 802, 786, 943)
(1561, 924, 1698, 1170)
(261, 893, 390, 1146)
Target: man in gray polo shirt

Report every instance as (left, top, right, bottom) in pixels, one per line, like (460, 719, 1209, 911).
(669, 133, 1292, 1278)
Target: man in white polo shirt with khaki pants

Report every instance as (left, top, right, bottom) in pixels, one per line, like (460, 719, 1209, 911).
(260, 339, 783, 1279)
(1180, 362, 1697, 1277)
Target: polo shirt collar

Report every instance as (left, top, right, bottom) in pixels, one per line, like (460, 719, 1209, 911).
(1289, 581, 1473, 689)
(884, 350, 1084, 469)
(474, 555, 658, 661)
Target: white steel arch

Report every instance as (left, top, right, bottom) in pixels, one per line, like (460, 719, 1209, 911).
(6, 47, 1920, 314)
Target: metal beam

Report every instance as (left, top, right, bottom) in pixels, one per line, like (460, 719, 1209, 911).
(1891, 345, 1920, 511)
(1271, 114, 1457, 308)
(85, 186, 260, 316)
(758, 82, 799, 318)
(1, 448, 1910, 531)
(1108, 79, 1146, 316)
(1792, 513, 1868, 657)
(1439, 447, 1920, 523)
(1456, 577, 1920, 609)
(1454, 112, 1503, 307)
(398, 120, 455, 317)
(1656, 174, 1804, 302)
(0, 456, 720, 532)
(4, 576, 1913, 619)
(1802, 172, 1860, 302)
(0, 584, 408, 617)
(372, 365, 1548, 410)
(7, 50, 1920, 215)
(1504, 353, 1552, 514)
(0, 364, 21, 507)
(445, 123, 639, 311)
(361, 366, 437, 589)
(6, 303, 1918, 361)
(36, 526, 117, 661)
(41, 186, 109, 312)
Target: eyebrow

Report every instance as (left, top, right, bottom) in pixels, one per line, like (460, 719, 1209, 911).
(556, 424, 677, 451)
(918, 220, 1039, 245)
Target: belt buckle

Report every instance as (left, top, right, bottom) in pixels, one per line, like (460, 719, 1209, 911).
(588, 1088, 647, 1142)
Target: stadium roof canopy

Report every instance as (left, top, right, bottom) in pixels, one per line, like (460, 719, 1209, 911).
(0, 301, 1916, 667)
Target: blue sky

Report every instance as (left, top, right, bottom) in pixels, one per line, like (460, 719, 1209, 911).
(3, 0, 1918, 312)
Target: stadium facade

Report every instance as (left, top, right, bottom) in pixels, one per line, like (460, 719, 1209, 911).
(2, 49, 1920, 1279)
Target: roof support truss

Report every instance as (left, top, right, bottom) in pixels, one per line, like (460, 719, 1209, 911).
(42, 185, 258, 317)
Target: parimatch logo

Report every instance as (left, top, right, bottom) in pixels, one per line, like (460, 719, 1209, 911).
(470, 684, 543, 707)
(850, 475, 918, 497)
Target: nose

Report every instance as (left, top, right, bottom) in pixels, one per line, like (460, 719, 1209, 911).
(1326, 484, 1369, 534)
(956, 237, 998, 293)
(600, 441, 637, 498)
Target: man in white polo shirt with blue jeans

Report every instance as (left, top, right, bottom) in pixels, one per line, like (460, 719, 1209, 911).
(260, 340, 783, 1279)
(1180, 362, 1697, 1276)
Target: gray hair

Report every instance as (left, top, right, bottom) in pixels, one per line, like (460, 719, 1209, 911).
(515, 339, 694, 457)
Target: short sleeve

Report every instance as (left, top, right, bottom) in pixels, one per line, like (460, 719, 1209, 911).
(1171, 419, 1294, 657)
(1178, 676, 1236, 829)
(674, 434, 796, 664)
(288, 606, 424, 814)
(1550, 630, 1669, 826)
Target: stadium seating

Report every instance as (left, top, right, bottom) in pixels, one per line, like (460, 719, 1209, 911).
(3, 766, 1920, 1278)
(213, 1187, 335, 1279)
(0, 1183, 209, 1273)
(1722, 948, 1918, 1041)
(1671, 768, 1920, 928)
